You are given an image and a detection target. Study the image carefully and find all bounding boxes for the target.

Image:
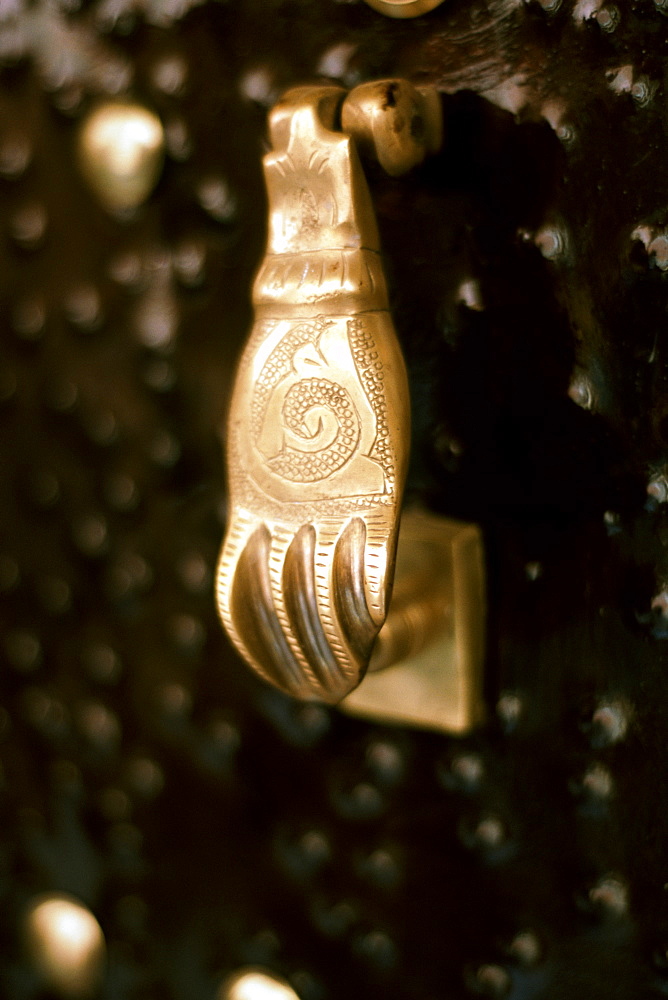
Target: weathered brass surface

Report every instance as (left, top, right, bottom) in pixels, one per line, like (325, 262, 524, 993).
(341, 81, 442, 178)
(216, 83, 412, 705)
(361, 0, 448, 18)
(77, 102, 165, 214)
(342, 510, 486, 734)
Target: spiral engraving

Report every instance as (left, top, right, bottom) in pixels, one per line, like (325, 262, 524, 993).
(251, 316, 386, 494)
(266, 377, 360, 483)
(251, 318, 329, 446)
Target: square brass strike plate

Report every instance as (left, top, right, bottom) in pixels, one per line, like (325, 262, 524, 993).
(340, 511, 486, 735)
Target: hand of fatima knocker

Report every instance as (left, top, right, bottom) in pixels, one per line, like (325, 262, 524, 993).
(217, 81, 443, 704)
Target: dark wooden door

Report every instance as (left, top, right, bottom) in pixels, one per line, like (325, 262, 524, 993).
(2, 2, 668, 997)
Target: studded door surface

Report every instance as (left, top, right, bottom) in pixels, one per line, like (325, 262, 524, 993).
(2, 2, 668, 998)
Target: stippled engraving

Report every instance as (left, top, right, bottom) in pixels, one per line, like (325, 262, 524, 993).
(249, 315, 391, 501)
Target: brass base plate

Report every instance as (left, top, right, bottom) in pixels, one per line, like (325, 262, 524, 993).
(340, 512, 486, 735)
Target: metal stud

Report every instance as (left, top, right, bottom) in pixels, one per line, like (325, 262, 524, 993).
(220, 969, 300, 1000)
(361, 0, 448, 18)
(23, 893, 106, 998)
(78, 102, 165, 213)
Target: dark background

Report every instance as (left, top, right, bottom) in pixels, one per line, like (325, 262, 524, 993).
(2, 0, 668, 996)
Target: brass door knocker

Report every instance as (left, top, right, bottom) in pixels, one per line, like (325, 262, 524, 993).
(216, 81, 485, 734)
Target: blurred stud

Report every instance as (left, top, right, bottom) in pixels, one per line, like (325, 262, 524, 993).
(23, 893, 106, 998)
(362, 0, 448, 17)
(220, 968, 300, 1000)
(78, 102, 165, 214)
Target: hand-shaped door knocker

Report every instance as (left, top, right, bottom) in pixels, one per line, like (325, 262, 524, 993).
(216, 81, 486, 733)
